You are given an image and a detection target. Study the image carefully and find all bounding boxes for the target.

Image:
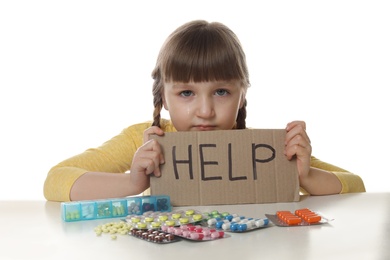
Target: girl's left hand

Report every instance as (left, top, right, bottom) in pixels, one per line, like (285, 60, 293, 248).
(284, 121, 312, 181)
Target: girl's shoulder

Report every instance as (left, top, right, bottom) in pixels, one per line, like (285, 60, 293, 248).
(122, 119, 176, 135)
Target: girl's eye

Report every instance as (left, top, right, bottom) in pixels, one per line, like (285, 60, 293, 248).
(180, 90, 193, 97)
(215, 89, 229, 96)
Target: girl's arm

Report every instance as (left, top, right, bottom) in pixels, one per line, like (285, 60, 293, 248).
(70, 127, 165, 201)
(285, 121, 343, 195)
(70, 172, 136, 201)
(299, 167, 342, 195)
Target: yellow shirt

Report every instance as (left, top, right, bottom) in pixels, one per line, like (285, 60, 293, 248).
(43, 119, 365, 201)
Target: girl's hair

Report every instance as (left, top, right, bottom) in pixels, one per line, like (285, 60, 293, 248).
(151, 20, 250, 129)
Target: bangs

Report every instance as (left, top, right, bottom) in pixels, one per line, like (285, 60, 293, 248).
(158, 21, 249, 84)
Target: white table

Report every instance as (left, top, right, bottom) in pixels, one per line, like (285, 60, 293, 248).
(1, 193, 389, 260)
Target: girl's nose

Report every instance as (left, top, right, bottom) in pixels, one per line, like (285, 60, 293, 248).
(196, 97, 215, 118)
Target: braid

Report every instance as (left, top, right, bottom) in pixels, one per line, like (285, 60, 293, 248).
(236, 99, 247, 129)
(152, 78, 163, 127)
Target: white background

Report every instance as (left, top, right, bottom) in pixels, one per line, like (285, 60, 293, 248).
(1, 0, 389, 200)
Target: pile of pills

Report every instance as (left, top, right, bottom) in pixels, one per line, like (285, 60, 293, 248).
(161, 224, 227, 241)
(204, 210, 269, 232)
(266, 208, 327, 227)
(124, 209, 203, 230)
(94, 221, 133, 240)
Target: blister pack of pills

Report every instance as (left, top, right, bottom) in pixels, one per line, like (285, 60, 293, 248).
(129, 228, 181, 244)
(161, 224, 228, 241)
(203, 210, 269, 232)
(265, 208, 332, 227)
(124, 209, 204, 230)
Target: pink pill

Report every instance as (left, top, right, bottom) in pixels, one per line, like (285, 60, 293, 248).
(195, 227, 203, 233)
(182, 230, 191, 237)
(211, 231, 224, 239)
(180, 225, 189, 231)
(174, 228, 182, 235)
(187, 225, 196, 231)
(202, 229, 211, 236)
(190, 233, 204, 240)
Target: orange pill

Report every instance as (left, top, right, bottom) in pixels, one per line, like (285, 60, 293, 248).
(305, 215, 321, 223)
(285, 217, 302, 225)
(295, 208, 313, 217)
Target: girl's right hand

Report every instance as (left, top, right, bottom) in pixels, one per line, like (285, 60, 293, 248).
(130, 126, 165, 180)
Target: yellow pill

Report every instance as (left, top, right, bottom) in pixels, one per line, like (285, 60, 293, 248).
(193, 214, 202, 221)
(159, 215, 168, 221)
(151, 222, 161, 228)
(137, 222, 147, 229)
(131, 217, 141, 223)
(185, 209, 195, 216)
(111, 235, 117, 240)
(179, 217, 189, 224)
(172, 213, 181, 219)
(145, 217, 154, 222)
(165, 220, 175, 226)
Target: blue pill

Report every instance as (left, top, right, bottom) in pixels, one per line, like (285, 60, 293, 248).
(230, 223, 238, 231)
(237, 224, 247, 231)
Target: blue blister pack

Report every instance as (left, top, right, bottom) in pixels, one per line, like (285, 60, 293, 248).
(61, 195, 171, 222)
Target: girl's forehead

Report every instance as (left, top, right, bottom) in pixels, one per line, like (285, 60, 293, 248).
(167, 80, 242, 87)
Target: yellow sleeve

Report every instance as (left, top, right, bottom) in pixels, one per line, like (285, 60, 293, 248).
(309, 156, 366, 193)
(43, 122, 147, 201)
(43, 120, 177, 202)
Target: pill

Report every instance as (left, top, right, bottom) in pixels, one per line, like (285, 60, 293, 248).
(182, 230, 190, 237)
(237, 224, 247, 231)
(305, 215, 321, 223)
(165, 220, 175, 227)
(131, 217, 141, 223)
(285, 217, 302, 225)
(179, 217, 189, 224)
(192, 214, 203, 221)
(185, 209, 195, 215)
(159, 215, 168, 221)
(222, 222, 231, 230)
(230, 223, 238, 231)
(136, 222, 147, 229)
(210, 231, 224, 239)
(180, 225, 189, 231)
(187, 225, 196, 231)
(216, 220, 229, 229)
(202, 228, 211, 236)
(221, 212, 230, 217)
(174, 228, 182, 235)
(207, 217, 221, 226)
(165, 234, 175, 241)
(151, 222, 161, 228)
(172, 213, 181, 219)
(190, 233, 204, 240)
(194, 227, 203, 233)
(144, 217, 154, 222)
(255, 218, 269, 227)
(232, 216, 245, 222)
(224, 214, 233, 221)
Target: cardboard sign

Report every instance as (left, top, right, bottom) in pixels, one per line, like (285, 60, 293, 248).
(150, 129, 299, 206)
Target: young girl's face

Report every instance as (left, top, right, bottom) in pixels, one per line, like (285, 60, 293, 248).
(162, 80, 246, 131)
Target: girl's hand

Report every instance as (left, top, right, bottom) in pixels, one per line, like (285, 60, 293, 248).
(129, 127, 165, 192)
(284, 121, 312, 182)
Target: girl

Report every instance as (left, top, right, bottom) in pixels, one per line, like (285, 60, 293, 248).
(43, 20, 365, 202)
